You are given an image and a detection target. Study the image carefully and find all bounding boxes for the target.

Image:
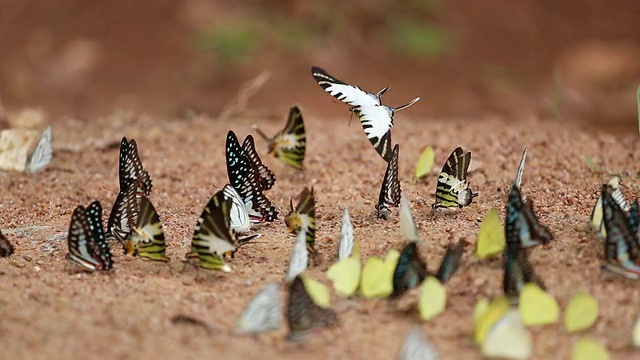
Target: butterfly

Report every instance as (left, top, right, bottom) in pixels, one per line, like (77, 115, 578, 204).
(360, 249, 400, 298)
(601, 183, 640, 279)
(223, 184, 251, 233)
(188, 190, 238, 272)
(414, 145, 435, 181)
(242, 135, 276, 191)
(399, 194, 420, 242)
(503, 243, 545, 300)
(118, 137, 152, 197)
(433, 147, 478, 209)
(590, 176, 629, 238)
(376, 144, 401, 220)
(0, 230, 15, 257)
(285, 187, 316, 252)
(286, 274, 338, 340)
(476, 208, 506, 259)
(311, 66, 419, 162)
(254, 106, 306, 170)
(107, 179, 139, 246)
(392, 241, 463, 298)
(226, 130, 278, 223)
(66, 201, 113, 271)
(327, 240, 361, 297)
(237, 282, 282, 334)
(481, 309, 532, 359)
(337, 208, 354, 261)
(505, 184, 553, 249)
(398, 327, 439, 360)
(26, 125, 52, 174)
(285, 229, 309, 282)
(513, 147, 527, 189)
(126, 195, 168, 262)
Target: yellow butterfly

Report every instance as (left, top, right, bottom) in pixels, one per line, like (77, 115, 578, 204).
(360, 249, 400, 298)
(565, 292, 598, 333)
(300, 274, 331, 308)
(481, 309, 532, 359)
(418, 276, 446, 321)
(473, 296, 510, 345)
(476, 208, 505, 259)
(518, 283, 559, 326)
(327, 241, 361, 297)
(414, 146, 435, 181)
(572, 337, 609, 360)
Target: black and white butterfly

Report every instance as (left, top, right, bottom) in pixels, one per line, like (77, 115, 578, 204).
(601, 183, 640, 279)
(66, 201, 113, 271)
(118, 137, 152, 197)
(433, 147, 477, 209)
(226, 130, 278, 223)
(223, 184, 251, 233)
(311, 66, 419, 162)
(26, 125, 52, 174)
(242, 135, 276, 191)
(108, 179, 139, 246)
(376, 144, 401, 220)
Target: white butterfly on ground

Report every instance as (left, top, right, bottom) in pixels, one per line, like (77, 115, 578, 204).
(223, 184, 251, 233)
(237, 282, 282, 334)
(337, 208, 354, 261)
(399, 194, 420, 242)
(398, 327, 439, 360)
(26, 125, 52, 174)
(285, 229, 308, 283)
(311, 66, 420, 162)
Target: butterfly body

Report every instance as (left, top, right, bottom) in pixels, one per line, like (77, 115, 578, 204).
(311, 66, 419, 162)
(285, 187, 316, 252)
(433, 147, 477, 209)
(127, 196, 168, 262)
(376, 144, 401, 220)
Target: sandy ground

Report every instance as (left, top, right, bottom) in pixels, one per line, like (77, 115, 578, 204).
(1, 111, 640, 359)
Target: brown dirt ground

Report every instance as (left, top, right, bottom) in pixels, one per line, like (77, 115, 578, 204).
(1, 111, 640, 359)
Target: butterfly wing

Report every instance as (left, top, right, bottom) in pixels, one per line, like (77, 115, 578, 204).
(129, 196, 167, 262)
(223, 184, 251, 233)
(433, 147, 477, 209)
(242, 135, 276, 191)
(392, 242, 428, 298)
(436, 241, 464, 283)
(514, 147, 527, 188)
(271, 106, 306, 169)
(337, 208, 355, 261)
(226, 131, 278, 223)
(107, 182, 139, 245)
(505, 184, 553, 249)
(237, 282, 282, 334)
(311, 66, 380, 109)
(119, 137, 153, 196)
(355, 104, 394, 162)
(66, 205, 108, 271)
(0, 230, 14, 257)
(26, 125, 52, 174)
(503, 242, 545, 300)
(190, 190, 236, 271)
(85, 201, 113, 270)
(376, 144, 401, 219)
(285, 229, 309, 283)
(602, 184, 640, 271)
(284, 187, 316, 252)
(287, 275, 338, 340)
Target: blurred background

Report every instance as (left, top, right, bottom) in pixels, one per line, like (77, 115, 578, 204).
(0, 0, 639, 132)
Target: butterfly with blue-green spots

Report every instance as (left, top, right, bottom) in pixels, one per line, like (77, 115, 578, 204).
(66, 201, 113, 271)
(505, 184, 553, 249)
(601, 183, 640, 279)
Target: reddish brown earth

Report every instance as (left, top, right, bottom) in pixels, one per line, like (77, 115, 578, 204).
(1, 110, 640, 359)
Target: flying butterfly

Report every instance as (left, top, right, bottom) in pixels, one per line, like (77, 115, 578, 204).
(311, 66, 419, 162)
(126, 195, 168, 262)
(237, 282, 282, 334)
(505, 184, 553, 249)
(107, 179, 139, 246)
(222, 184, 251, 233)
(66, 201, 113, 271)
(376, 144, 401, 220)
(26, 125, 52, 174)
(590, 176, 629, 238)
(601, 183, 640, 279)
(242, 135, 276, 191)
(187, 191, 238, 272)
(433, 147, 478, 209)
(285, 187, 316, 253)
(287, 275, 338, 340)
(254, 106, 306, 170)
(118, 137, 153, 197)
(226, 130, 278, 223)
(0, 230, 15, 257)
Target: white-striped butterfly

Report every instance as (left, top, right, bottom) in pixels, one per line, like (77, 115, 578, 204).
(223, 184, 251, 233)
(284, 187, 316, 252)
(376, 144, 401, 219)
(254, 106, 306, 170)
(66, 201, 113, 271)
(433, 147, 477, 209)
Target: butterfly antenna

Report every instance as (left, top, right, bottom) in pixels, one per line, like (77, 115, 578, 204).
(375, 87, 390, 100)
(360, 194, 374, 203)
(102, 185, 118, 194)
(251, 124, 272, 142)
(393, 97, 421, 112)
